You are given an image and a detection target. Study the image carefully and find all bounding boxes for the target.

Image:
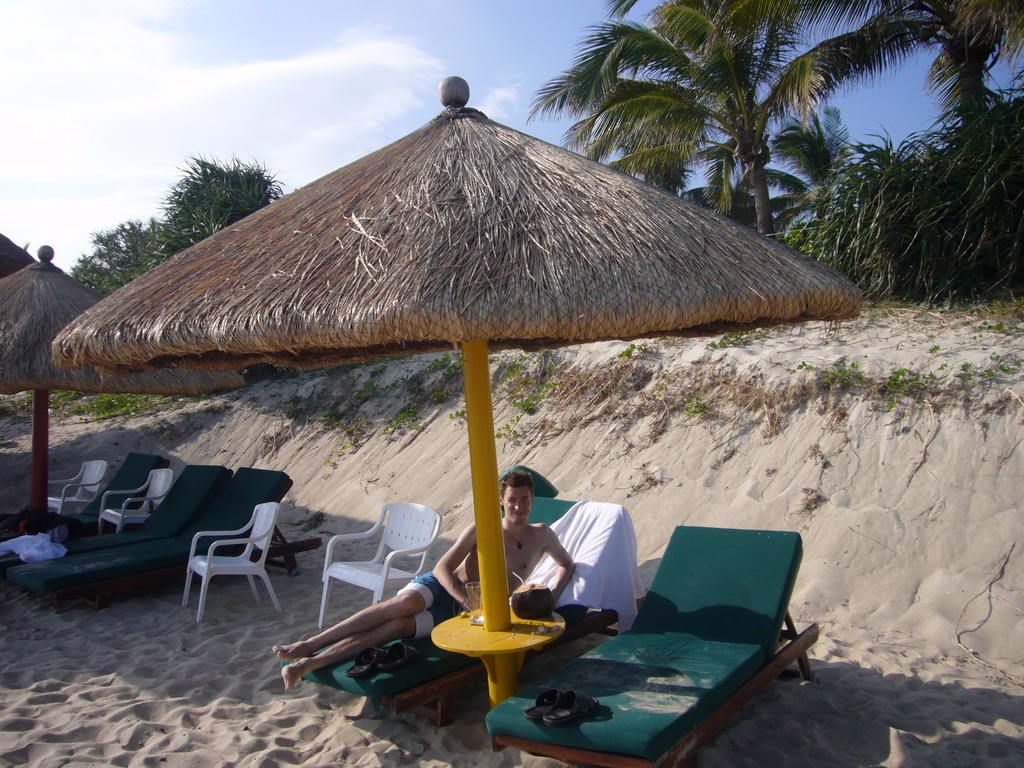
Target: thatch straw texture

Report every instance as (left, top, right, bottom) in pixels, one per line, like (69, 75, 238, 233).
(54, 107, 861, 375)
(0, 233, 34, 279)
(0, 259, 243, 395)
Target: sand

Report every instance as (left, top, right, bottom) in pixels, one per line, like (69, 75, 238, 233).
(1, 306, 1022, 767)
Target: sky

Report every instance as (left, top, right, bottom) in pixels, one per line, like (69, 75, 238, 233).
(4, 0, 959, 273)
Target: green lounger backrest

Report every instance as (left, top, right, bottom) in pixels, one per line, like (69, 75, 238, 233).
(631, 526, 802, 660)
(75, 453, 171, 518)
(135, 465, 233, 538)
(175, 467, 293, 550)
(527, 497, 576, 526)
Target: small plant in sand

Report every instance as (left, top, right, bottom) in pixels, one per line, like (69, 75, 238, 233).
(819, 361, 866, 390)
(617, 341, 649, 358)
(680, 395, 711, 416)
(495, 414, 525, 442)
(707, 330, 756, 349)
(46, 391, 199, 421)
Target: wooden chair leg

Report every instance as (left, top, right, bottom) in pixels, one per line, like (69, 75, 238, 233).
(433, 692, 457, 727)
(782, 612, 814, 681)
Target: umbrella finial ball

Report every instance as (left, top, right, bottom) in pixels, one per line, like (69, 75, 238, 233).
(37, 245, 54, 263)
(439, 76, 470, 109)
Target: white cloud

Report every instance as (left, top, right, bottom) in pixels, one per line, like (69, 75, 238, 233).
(476, 85, 522, 122)
(3, 3, 444, 270)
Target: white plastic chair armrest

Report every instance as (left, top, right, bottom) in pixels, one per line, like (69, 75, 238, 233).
(204, 535, 260, 558)
(189, 521, 259, 559)
(378, 545, 432, 580)
(99, 482, 150, 510)
(49, 470, 84, 487)
(321, 522, 387, 578)
(58, 479, 99, 500)
(116, 491, 165, 513)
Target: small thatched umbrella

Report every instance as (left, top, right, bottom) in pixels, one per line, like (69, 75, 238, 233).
(55, 78, 860, 702)
(0, 247, 244, 514)
(0, 232, 34, 279)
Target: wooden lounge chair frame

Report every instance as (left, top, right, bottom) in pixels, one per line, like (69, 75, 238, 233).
(492, 611, 818, 768)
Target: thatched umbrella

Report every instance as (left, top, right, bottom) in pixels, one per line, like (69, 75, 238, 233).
(0, 232, 34, 279)
(54, 78, 860, 701)
(0, 247, 244, 514)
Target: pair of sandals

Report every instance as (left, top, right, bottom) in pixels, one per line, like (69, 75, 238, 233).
(345, 642, 421, 678)
(524, 688, 600, 725)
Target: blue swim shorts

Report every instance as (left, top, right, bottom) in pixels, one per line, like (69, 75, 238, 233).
(398, 572, 462, 639)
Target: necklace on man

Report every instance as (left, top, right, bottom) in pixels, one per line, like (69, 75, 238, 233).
(505, 530, 524, 549)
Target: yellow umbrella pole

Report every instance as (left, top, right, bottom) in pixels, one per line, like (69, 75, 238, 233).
(461, 339, 518, 705)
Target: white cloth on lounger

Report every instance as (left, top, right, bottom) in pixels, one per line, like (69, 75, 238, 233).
(525, 501, 644, 631)
(0, 533, 67, 563)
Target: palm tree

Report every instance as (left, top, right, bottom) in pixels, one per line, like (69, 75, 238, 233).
(533, 0, 831, 235)
(770, 105, 851, 226)
(682, 141, 807, 228)
(160, 156, 283, 257)
(803, 0, 1023, 111)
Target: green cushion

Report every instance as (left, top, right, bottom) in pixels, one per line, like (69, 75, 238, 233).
(301, 637, 477, 699)
(485, 632, 764, 760)
(485, 525, 804, 761)
(7, 468, 292, 593)
(174, 467, 292, 547)
(65, 453, 170, 523)
(631, 527, 802, 660)
(0, 465, 231, 577)
(527, 496, 576, 526)
(502, 465, 558, 498)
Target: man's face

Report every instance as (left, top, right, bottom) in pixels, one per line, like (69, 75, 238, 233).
(501, 485, 533, 522)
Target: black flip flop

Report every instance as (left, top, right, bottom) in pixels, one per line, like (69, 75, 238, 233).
(541, 690, 600, 725)
(376, 642, 421, 672)
(345, 647, 382, 678)
(524, 688, 562, 721)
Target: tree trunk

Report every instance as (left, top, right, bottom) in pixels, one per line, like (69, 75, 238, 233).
(749, 161, 774, 236)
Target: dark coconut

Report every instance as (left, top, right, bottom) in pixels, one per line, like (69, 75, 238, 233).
(510, 583, 554, 619)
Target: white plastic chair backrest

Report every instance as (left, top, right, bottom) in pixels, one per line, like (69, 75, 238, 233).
(246, 502, 280, 562)
(147, 468, 175, 499)
(74, 460, 108, 499)
(376, 503, 441, 566)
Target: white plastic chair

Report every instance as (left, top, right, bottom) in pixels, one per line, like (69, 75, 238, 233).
(47, 460, 108, 514)
(182, 502, 282, 623)
(96, 468, 175, 533)
(319, 502, 441, 628)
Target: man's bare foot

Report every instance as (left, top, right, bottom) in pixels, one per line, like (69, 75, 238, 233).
(281, 660, 308, 691)
(273, 640, 315, 661)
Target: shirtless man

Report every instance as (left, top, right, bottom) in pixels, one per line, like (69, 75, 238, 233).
(274, 469, 574, 690)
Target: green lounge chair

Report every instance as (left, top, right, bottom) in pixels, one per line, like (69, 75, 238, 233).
(62, 452, 171, 528)
(299, 467, 619, 726)
(485, 526, 819, 768)
(7, 468, 297, 607)
(0, 465, 232, 577)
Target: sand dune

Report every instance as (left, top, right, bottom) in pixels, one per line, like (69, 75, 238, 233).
(2, 307, 1022, 767)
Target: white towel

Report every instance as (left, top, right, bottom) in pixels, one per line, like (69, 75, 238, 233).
(0, 533, 67, 563)
(526, 501, 644, 631)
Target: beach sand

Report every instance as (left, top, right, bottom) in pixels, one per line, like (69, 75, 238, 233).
(2, 307, 1022, 767)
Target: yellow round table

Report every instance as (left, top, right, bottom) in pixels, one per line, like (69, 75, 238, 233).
(432, 612, 565, 708)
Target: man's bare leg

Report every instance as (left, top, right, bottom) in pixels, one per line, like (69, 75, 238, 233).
(275, 591, 429, 690)
(280, 614, 418, 690)
(273, 591, 426, 661)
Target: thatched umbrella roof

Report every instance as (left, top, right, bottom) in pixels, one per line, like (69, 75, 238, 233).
(0, 250, 244, 395)
(0, 232, 34, 279)
(1, 247, 243, 514)
(53, 93, 860, 376)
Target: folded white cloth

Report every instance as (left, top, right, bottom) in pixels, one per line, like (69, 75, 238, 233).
(0, 533, 67, 563)
(526, 501, 644, 631)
